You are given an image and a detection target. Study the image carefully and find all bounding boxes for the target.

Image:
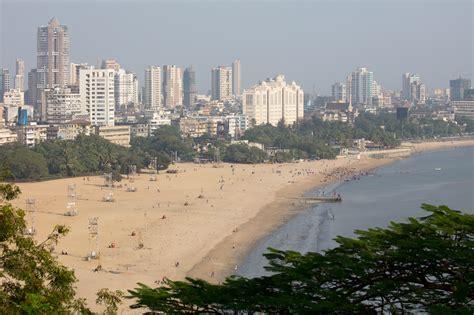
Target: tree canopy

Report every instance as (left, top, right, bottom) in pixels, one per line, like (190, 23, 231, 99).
(128, 204, 474, 314)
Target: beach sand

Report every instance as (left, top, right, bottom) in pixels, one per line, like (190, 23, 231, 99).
(11, 138, 474, 311)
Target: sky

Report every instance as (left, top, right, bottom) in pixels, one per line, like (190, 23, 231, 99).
(1, 0, 472, 94)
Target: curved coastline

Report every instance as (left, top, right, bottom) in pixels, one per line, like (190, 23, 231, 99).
(187, 138, 474, 283)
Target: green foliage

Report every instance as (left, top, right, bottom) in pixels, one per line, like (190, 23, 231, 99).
(96, 288, 124, 315)
(0, 134, 171, 181)
(222, 144, 267, 164)
(130, 125, 195, 163)
(128, 204, 474, 314)
(0, 178, 89, 313)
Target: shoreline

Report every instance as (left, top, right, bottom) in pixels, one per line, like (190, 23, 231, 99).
(187, 138, 474, 283)
(8, 138, 474, 310)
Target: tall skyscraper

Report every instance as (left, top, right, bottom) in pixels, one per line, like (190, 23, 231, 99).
(114, 69, 139, 109)
(144, 66, 162, 111)
(243, 74, 304, 126)
(450, 77, 471, 101)
(162, 65, 183, 108)
(331, 82, 346, 102)
(183, 66, 197, 108)
(402, 73, 420, 100)
(26, 69, 38, 106)
(232, 59, 241, 96)
(79, 68, 115, 126)
(211, 66, 232, 101)
(0, 68, 11, 102)
(346, 67, 374, 106)
(37, 18, 70, 89)
(14, 59, 25, 91)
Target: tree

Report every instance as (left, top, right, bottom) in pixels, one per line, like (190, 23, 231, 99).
(0, 175, 90, 313)
(128, 204, 474, 314)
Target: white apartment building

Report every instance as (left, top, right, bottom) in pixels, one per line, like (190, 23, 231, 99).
(243, 74, 304, 126)
(3, 89, 24, 107)
(114, 69, 138, 109)
(144, 66, 162, 111)
(45, 87, 83, 124)
(162, 65, 183, 108)
(211, 66, 232, 101)
(15, 58, 25, 91)
(79, 68, 115, 126)
(346, 67, 374, 106)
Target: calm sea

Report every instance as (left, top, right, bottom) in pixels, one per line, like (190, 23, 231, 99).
(238, 146, 474, 278)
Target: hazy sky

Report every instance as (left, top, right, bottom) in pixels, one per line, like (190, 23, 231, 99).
(1, 0, 472, 94)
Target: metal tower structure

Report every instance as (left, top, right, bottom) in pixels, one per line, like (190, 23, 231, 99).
(87, 217, 99, 260)
(64, 184, 78, 216)
(25, 198, 36, 235)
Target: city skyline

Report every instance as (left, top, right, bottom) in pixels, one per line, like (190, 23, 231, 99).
(1, 1, 472, 94)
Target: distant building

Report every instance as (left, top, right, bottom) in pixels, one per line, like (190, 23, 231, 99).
(16, 123, 49, 147)
(232, 59, 241, 96)
(3, 89, 24, 107)
(26, 69, 38, 107)
(79, 68, 115, 126)
(0, 68, 11, 102)
(144, 66, 162, 111)
(0, 128, 18, 145)
(162, 65, 183, 108)
(243, 74, 304, 126)
(211, 66, 232, 101)
(47, 119, 91, 140)
(14, 59, 25, 91)
(37, 18, 70, 90)
(183, 66, 197, 108)
(450, 77, 471, 101)
(114, 69, 138, 109)
(95, 125, 130, 146)
(452, 100, 474, 119)
(347, 67, 374, 106)
(331, 82, 346, 102)
(45, 87, 82, 124)
(101, 59, 121, 72)
(69, 63, 90, 86)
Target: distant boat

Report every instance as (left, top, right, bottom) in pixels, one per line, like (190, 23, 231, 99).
(435, 168, 442, 171)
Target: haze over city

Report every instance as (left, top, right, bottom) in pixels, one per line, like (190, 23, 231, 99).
(1, 0, 472, 93)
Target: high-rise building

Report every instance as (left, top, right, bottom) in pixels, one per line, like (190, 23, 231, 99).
(37, 18, 70, 89)
(243, 74, 304, 126)
(183, 66, 197, 108)
(402, 73, 421, 101)
(450, 77, 471, 101)
(162, 65, 183, 108)
(402, 73, 426, 105)
(211, 66, 232, 101)
(331, 82, 346, 102)
(144, 66, 162, 111)
(15, 59, 25, 91)
(45, 87, 82, 124)
(114, 69, 138, 109)
(0, 68, 11, 102)
(346, 67, 373, 106)
(232, 59, 241, 96)
(70, 63, 90, 86)
(101, 59, 121, 72)
(3, 89, 24, 107)
(26, 69, 38, 107)
(79, 68, 115, 126)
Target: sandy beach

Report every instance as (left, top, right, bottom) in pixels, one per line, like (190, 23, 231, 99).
(11, 138, 474, 310)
